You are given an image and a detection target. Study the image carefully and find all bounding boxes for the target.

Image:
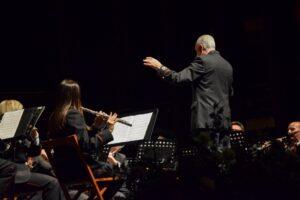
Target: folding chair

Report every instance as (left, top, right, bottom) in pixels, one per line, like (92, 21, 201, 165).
(42, 134, 117, 200)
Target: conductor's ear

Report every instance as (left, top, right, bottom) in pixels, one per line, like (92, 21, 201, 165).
(196, 44, 204, 55)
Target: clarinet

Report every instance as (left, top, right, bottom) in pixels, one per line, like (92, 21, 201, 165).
(81, 107, 132, 127)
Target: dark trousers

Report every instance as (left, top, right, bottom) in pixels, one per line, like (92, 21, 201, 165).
(16, 172, 65, 200)
(0, 159, 17, 199)
(31, 155, 55, 177)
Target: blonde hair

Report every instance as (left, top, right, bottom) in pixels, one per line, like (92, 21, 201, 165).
(0, 100, 24, 115)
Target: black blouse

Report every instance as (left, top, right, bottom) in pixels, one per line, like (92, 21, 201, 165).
(52, 109, 113, 158)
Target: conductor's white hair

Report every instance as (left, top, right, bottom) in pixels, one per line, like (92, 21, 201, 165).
(196, 34, 216, 50)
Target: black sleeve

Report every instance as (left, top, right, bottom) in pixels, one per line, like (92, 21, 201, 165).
(66, 109, 113, 148)
(27, 131, 42, 157)
(90, 124, 114, 145)
(66, 109, 90, 151)
(27, 143, 42, 157)
(97, 128, 114, 145)
(66, 109, 87, 135)
(0, 139, 8, 153)
(158, 57, 205, 84)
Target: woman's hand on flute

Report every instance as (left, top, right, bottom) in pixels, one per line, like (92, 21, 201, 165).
(107, 112, 118, 132)
(93, 111, 118, 131)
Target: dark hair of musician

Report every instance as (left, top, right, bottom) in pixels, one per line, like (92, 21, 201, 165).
(48, 79, 83, 136)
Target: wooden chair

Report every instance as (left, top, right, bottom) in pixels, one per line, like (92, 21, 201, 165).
(42, 135, 117, 200)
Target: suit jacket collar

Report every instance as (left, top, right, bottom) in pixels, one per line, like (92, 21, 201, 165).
(208, 50, 219, 55)
(196, 50, 219, 59)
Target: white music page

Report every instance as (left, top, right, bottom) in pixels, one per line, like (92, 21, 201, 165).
(108, 112, 153, 145)
(0, 109, 24, 139)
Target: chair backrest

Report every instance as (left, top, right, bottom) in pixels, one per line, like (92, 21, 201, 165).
(42, 134, 119, 200)
(42, 135, 91, 184)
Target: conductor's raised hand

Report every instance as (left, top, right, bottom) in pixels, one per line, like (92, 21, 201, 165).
(143, 57, 162, 70)
(107, 112, 118, 132)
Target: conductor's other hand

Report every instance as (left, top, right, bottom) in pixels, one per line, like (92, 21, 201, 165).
(107, 112, 118, 132)
(143, 57, 162, 70)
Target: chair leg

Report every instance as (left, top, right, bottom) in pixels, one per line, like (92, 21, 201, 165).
(72, 188, 86, 200)
(90, 182, 104, 200)
(100, 187, 107, 196)
(60, 182, 72, 200)
(87, 190, 100, 200)
(86, 166, 104, 200)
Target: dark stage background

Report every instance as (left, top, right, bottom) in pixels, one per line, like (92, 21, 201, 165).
(1, 0, 300, 142)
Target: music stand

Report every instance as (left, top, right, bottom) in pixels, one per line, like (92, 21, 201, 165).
(0, 106, 45, 140)
(107, 109, 158, 146)
(97, 109, 158, 163)
(229, 131, 250, 155)
(179, 146, 200, 158)
(136, 139, 177, 170)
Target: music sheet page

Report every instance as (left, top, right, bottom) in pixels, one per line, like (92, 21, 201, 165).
(108, 112, 153, 145)
(0, 109, 24, 139)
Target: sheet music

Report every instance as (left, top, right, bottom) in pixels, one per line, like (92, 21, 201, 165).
(108, 112, 153, 145)
(0, 109, 24, 139)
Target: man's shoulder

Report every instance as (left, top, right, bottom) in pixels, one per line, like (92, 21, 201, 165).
(196, 51, 219, 63)
(204, 51, 232, 67)
(192, 56, 204, 65)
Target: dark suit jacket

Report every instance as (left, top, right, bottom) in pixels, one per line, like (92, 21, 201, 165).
(159, 50, 233, 132)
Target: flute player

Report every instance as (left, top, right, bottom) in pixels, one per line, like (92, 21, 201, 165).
(48, 79, 118, 177)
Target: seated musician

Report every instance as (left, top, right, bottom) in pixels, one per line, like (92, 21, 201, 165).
(286, 121, 300, 152)
(0, 99, 65, 200)
(231, 121, 245, 133)
(106, 146, 130, 199)
(48, 79, 118, 177)
(107, 146, 126, 170)
(259, 121, 300, 152)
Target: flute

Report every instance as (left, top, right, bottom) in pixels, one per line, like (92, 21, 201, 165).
(81, 107, 132, 127)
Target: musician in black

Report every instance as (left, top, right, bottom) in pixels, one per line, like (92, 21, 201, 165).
(286, 121, 300, 152)
(0, 99, 65, 200)
(106, 146, 130, 199)
(48, 79, 118, 177)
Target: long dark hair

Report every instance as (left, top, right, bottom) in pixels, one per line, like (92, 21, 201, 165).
(48, 79, 83, 136)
